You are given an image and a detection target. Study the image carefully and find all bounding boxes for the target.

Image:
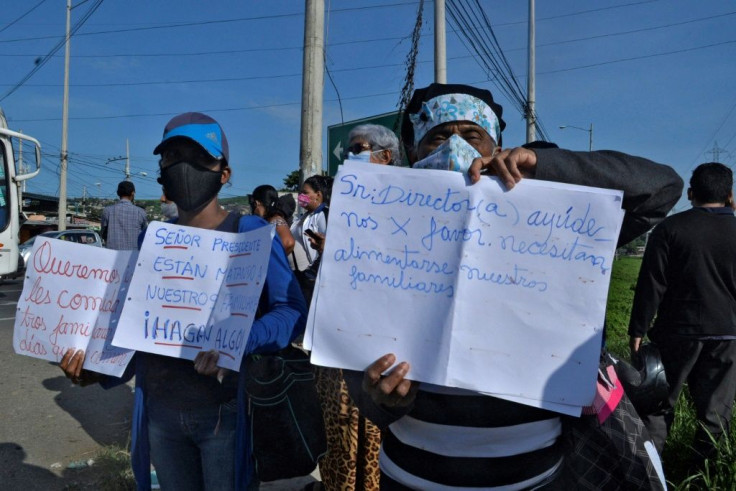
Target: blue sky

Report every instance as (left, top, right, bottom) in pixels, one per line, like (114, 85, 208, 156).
(1, 0, 734, 212)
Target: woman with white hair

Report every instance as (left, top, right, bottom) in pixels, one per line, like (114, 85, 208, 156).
(345, 123, 401, 166)
(312, 123, 400, 491)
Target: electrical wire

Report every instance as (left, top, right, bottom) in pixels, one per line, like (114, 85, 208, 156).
(446, 0, 550, 141)
(0, 0, 104, 103)
(0, 1, 421, 44)
(0, 0, 48, 35)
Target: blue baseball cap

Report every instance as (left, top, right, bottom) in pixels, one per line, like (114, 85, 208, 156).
(153, 112, 229, 163)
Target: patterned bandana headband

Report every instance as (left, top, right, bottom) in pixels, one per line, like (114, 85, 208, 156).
(409, 93, 501, 147)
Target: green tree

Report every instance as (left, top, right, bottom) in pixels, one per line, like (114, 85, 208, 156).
(282, 170, 300, 192)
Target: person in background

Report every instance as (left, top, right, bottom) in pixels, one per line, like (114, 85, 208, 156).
(344, 123, 401, 165)
(350, 82, 683, 489)
(100, 180, 147, 250)
(249, 184, 295, 255)
(290, 174, 331, 305)
(629, 162, 736, 466)
(160, 192, 178, 221)
(311, 124, 402, 491)
(60, 112, 307, 490)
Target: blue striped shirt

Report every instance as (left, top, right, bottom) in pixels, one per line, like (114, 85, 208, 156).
(101, 199, 148, 250)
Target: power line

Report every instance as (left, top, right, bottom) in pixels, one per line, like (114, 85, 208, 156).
(4, 9, 730, 63)
(7, 29, 734, 123)
(489, 0, 664, 28)
(0, 1, 421, 44)
(446, 0, 550, 141)
(9, 90, 400, 123)
(539, 39, 736, 75)
(6, 32, 733, 126)
(0, 0, 104, 103)
(0, 0, 48, 34)
(4, 32, 734, 91)
(0, 53, 476, 88)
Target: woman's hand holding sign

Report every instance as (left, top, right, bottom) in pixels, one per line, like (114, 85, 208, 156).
(194, 349, 229, 383)
(60, 348, 100, 386)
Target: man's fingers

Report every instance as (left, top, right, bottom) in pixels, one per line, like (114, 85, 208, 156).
(468, 153, 516, 189)
(364, 353, 396, 387)
(492, 160, 516, 190)
(376, 362, 410, 395)
(194, 349, 220, 375)
(394, 378, 414, 398)
(468, 159, 484, 184)
(72, 351, 85, 378)
(61, 349, 85, 379)
(60, 348, 75, 369)
(468, 148, 537, 189)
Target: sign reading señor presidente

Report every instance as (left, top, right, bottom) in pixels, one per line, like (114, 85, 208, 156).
(112, 221, 272, 372)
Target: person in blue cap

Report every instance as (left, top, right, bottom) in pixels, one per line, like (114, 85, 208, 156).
(60, 112, 307, 490)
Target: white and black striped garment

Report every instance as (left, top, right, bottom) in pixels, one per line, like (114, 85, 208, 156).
(380, 384, 564, 490)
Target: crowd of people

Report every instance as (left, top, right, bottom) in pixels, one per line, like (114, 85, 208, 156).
(54, 81, 736, 490)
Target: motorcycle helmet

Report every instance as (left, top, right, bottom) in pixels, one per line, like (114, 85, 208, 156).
(614, 343, 669, 416)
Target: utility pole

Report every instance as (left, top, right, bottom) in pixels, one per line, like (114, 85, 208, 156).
(58, 0, 71, 231)
(525, 0, 536, 143)
(706, 141, 728, 163)
(18, 130, 24, 204)
(299, 0, 325, 185)
(434, 0, 447, 83)
(125, 138, 131, 180)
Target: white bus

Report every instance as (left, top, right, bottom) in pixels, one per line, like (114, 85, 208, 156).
(0, 108, 41, 277)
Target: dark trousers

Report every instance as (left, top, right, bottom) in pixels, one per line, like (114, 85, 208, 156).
(643, 335, 736, 461)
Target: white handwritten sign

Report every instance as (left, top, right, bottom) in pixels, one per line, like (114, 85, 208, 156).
(13, 238, 136, 377)
(112, 221, 272, 371)
(307, 162, 625, 413)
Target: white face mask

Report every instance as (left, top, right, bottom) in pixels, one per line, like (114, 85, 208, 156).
(347, 150, 373, 162)
(412, 134, 482, 173)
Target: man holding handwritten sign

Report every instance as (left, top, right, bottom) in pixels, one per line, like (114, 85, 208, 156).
(308, 83, 683, 489)
(58, 113, 307, 491)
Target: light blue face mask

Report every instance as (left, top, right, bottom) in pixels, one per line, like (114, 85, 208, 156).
(412, 134, 482, 173)
(347, 150, 373, 162)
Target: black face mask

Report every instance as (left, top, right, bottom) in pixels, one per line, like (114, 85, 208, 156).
(158, 161, 224, 212)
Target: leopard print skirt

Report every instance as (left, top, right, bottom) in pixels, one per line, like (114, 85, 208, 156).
(315, 367, 381, 491)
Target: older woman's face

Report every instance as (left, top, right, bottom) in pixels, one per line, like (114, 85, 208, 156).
(347, 137, 391, 165)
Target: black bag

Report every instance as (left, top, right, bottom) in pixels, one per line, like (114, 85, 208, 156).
(562, 351, 666, 490)
(243, 346, 327, 482)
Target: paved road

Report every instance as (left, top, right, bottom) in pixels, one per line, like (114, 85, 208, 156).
(0, 277, 318, 490)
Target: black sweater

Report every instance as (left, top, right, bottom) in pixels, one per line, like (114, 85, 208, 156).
(629, 206, 736, 338)
(349, 148, 684, 489)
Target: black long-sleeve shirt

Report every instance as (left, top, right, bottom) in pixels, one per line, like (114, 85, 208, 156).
(629, 206, 736, 338)
(350, 148, 684, 489)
